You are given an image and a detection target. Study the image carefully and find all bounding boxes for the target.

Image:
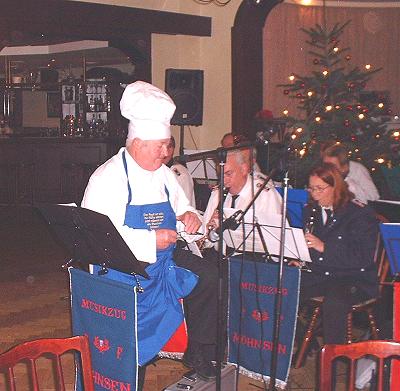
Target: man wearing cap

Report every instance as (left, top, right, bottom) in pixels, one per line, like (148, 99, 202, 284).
(81, 81, 218, 383)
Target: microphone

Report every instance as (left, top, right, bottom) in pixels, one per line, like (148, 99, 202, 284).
(208, 210, 242, 243)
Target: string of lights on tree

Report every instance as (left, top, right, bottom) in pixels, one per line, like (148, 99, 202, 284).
(278, 20, 400, 184)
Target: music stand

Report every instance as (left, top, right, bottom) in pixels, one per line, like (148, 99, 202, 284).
(380, 223, 400, 277)
(184, 149, 218, 181)
(36, 203, 149, 279)
(370, 200, 400, 223)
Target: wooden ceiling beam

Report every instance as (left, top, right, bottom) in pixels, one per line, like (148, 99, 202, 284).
(0, 0, 212, 39)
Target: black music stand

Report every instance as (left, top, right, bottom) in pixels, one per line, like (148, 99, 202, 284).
(36, 203, 149, 279)
(370, 200, 400, 223)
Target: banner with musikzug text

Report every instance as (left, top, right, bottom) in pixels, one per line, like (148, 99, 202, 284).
(70, 267, 137, 391)
(228, 257, 300, 388)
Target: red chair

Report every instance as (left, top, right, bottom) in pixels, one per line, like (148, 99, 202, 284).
(0, 335, 94, 391)
(320, 340, 400, 391)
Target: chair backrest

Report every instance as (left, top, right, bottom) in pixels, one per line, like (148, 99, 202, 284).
(374, 214, 391, 294)
(320, 340, 400, 391)
(0, 335, 94, 391)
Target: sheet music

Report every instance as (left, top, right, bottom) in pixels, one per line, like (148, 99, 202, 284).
(222, 208, 311, 262)
(184, 149, 218, 180)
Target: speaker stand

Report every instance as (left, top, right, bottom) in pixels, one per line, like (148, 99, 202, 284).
(179, 124, 185, 156)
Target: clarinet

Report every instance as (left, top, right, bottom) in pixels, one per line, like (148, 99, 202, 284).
(304, 206, 317, 234)
(301, 205, 318, 273)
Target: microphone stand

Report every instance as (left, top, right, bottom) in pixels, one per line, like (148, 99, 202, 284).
(182, 144, 253, 391)
(268, 171, 289, 391)
(214, 167, 277, 391)
(181, 143, 269, 391)
(180, 142, 257, 164)
(216, 148, 226, 391)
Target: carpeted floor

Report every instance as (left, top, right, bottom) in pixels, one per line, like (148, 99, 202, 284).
(0, 206, 373, 390)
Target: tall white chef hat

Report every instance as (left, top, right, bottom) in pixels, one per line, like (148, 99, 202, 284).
(120, 81, 176, 142)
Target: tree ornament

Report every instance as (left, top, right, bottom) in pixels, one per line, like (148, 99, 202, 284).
(345, 55, 351, 61)
(283, 89, 290, 95)
(344, 119, 351, 127)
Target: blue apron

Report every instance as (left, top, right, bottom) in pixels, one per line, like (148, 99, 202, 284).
(121, 150, 198, 365)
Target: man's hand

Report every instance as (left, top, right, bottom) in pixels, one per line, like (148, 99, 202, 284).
(177, 211, 201, 235)
(155, 229, 177, 249)
(207, 209, 220, 231)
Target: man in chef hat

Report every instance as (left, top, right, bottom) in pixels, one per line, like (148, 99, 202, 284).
(82, 81, 218, 385)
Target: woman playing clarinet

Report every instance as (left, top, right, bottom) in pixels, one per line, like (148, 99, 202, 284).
(299, 162, 379, 344)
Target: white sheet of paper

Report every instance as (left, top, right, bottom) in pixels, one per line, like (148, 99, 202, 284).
(222, 208, 311, 262)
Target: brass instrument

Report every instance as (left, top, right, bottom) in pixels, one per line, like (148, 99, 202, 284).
(195, 209, 220, 252)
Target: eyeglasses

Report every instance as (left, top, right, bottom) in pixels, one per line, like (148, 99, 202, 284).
(307, 185, 330, 193)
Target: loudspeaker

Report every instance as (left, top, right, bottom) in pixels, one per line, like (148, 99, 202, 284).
(165, 69, 204, 126)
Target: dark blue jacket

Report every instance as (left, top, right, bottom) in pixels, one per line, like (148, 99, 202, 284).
(303, 200, 379, 298)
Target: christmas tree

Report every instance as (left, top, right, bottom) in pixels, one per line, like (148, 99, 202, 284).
(278, 21, 399, 187)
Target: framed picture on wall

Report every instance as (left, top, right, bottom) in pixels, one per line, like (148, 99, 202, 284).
(47, 92, 61, 118)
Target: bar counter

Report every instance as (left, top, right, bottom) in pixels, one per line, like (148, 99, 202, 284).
(0, 135, 124, 205)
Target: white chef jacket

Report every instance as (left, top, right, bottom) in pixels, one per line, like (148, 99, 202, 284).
(202, 174, 282, 252)
(81, 147, 198, 264)
(346, 161, 380, 204)
(170, 163, 196, 209)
